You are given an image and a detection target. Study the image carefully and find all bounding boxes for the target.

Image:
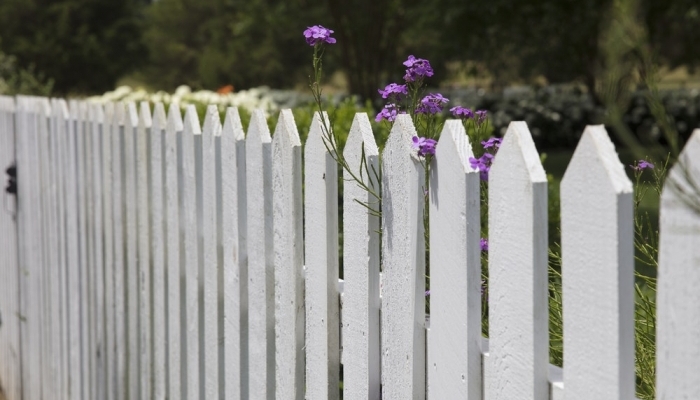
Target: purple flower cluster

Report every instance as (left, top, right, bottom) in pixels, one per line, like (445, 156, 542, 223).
(303, 25, 336, 46)
(469, 152, 494, 181)
(375, 103, 403, 122)
(403, 55, 434, 82)
(412, 136, 437, 157)
(480, 238, 489, 252)
(449, 106, 474, 119)
(481, 137, 502, 149)
(631, 160, 655, 171)
(450, 106, 489, 124)
(416, 93, 449, 115)
(378, 83, 408, 99)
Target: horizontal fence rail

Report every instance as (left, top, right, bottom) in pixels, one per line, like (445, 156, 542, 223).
(0, 95, 699, 400)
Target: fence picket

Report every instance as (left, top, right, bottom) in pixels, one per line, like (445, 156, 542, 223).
(124, 102, 141, 399)
(137, 102, 154, 400)
(165, 104, 184, 400)
(112, 101, 127, 399)
(221, 107, 248, 400)
(102, 101, 116, 400)
(271, 109, 304, 399)
(41, 98, 62, 398)
(202, 105, 222, 399)
(304, 111, 339, 400)
(341, 112, 381, 400)
(0, 96, 21, 400)
(182, 105, 202, 400)
(428, 120, 482, 400)
(151, 102, 167, 400)
(246, 109, 274, 399)
(89, 102, 106, 400)
(381, 114, 426, 400)
(561, 125, 634, 399)
(485, 122, 548, 399)
(657, 129, 700, 399)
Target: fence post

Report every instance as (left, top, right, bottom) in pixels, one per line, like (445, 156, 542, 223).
(561, 125, 634, 400)
(428, 120, 482, 400)
(380, 114, 425, 400)
(341, 113, 381, 400)
(657, 129, 700, 398)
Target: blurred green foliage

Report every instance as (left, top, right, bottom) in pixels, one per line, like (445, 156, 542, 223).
(0, 0, 698, 110)
(0, 44, 54, 96)
(0, 0, 146, 95)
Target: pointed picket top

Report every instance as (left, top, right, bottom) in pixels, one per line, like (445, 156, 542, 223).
(381, 113, 426, 400)
(434, 119, 474, 172)
(221, 105, 247, 399)
(486, 121, 549, 400)
(428, 120, 482, 400)
(126, 102, 139, 132)
(167, 103, 184, 132)
(203, 104, 221, 137)
(304, 110, 340, 400)
(183, 104, 202, 135)
(247, 108, 272, 144)
(344, 112, 379, 161)
(305, 111, 332, 156)
(138, 101, 152, 130)
(563, 125, 633, 194)
(93, 102, 105, 124)
(39, 97, 51, 118)
(103, 102, 114, 126)
(151, 103, 165, 132)
(560, 125, 634, 400)
(272, 108, 301, 148)
(57, 99, 70, 121)
(657, 129, 700, 399)
(223, 107, 245, 141)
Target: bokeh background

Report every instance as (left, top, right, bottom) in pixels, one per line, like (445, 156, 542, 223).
(1, 0, 699, 153)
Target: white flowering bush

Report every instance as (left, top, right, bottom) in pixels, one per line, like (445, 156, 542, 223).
(88, 84, 281, 117)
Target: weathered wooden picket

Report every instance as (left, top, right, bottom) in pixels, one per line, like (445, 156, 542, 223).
(0, 95, 698, 400)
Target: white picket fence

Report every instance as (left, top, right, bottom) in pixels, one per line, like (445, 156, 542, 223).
(0, 95, 698, 400)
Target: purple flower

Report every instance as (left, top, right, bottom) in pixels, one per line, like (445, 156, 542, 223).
(425, 290, 431, 297)
(416, 93, 449, 115)
(303, 25, 337, 46)
(469, 153, 494, 181)
(481, 137, 502, 149)
(480, 238, 489, 252)
(378, 83, 408, 99)
(412, 136, 437, 157)
(403, 55, 434, 82)
(475, 110, 488, 123)
(375, 103, 403, 122)
(631, 160, 655, 171)
(450, 106, 474, 119)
